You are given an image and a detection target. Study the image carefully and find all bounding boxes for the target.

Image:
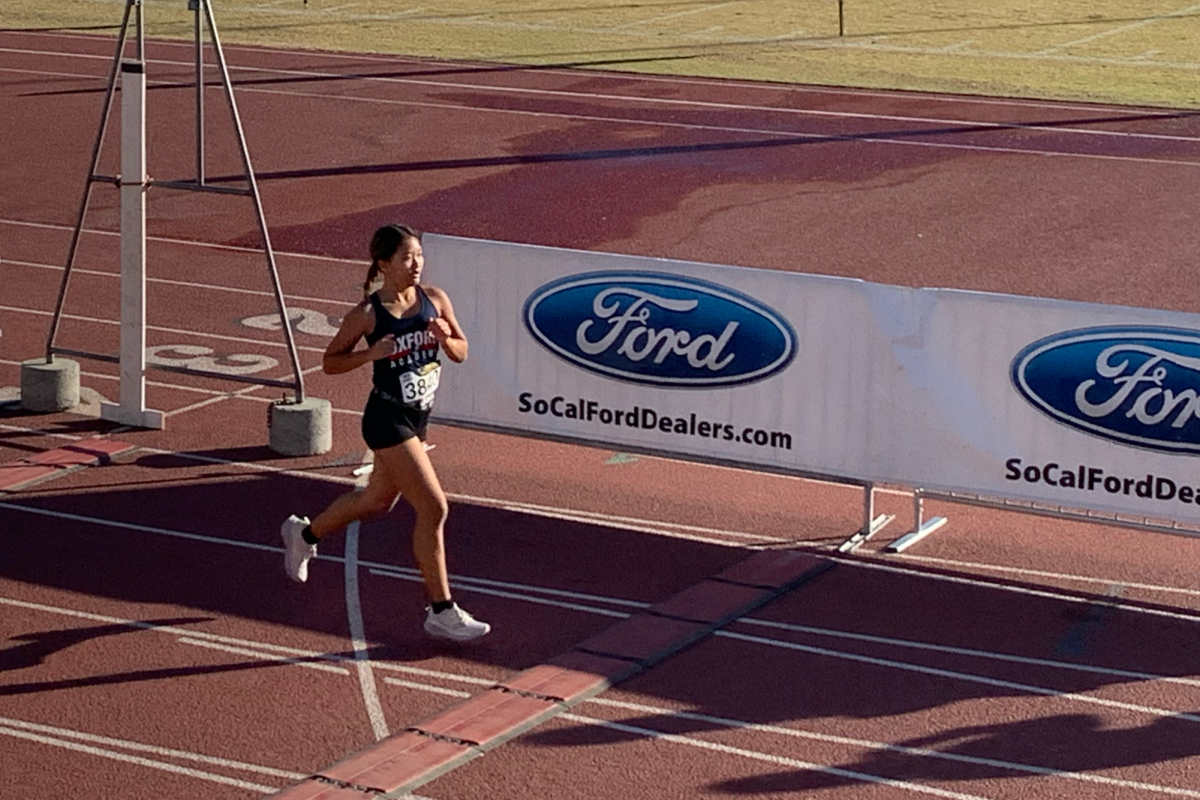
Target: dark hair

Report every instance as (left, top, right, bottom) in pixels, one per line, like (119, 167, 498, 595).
(364, 223, 422, 294)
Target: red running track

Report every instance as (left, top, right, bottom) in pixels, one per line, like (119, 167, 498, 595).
(1, 28, 1200, 800)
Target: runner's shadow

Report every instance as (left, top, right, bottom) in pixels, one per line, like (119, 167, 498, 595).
(707, 712, 1200, 792)
(0, 617, 212, 673)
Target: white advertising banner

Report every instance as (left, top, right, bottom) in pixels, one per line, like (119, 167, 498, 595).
(427, 233, 1200, 525)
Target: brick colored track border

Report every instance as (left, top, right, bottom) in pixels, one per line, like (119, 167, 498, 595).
(0, 439, 137, 492)
(271, 550, 833, 799)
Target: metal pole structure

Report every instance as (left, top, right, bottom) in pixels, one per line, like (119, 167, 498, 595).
(46, 0, 305, 414)
(44, 0, 138, 362)
(108, 58, 159, 427)
(200, 0, 306, 401)
(838, 0, 845, 36)
(191, 0, 205, 184)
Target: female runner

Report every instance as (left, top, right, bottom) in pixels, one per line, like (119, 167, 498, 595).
(280, 223, 490, 642)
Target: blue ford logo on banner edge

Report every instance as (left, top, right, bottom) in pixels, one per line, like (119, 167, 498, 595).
(1011, 325, 1200, 454)
(523, 271, 797, 388)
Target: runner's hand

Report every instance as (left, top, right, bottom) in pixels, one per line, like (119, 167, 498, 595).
(428, 318, 452, 344)
(367, 335, 398, 361)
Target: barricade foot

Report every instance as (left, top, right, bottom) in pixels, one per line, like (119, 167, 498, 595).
(270, 397, 332, 456)
(20, 358, 80, 413)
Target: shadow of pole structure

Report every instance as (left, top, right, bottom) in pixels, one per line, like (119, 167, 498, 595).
(28, 0, 327, 455)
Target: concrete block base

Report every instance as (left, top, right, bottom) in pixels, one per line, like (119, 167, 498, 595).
(269, 397, 332, 456)
(20, 358, 80, 413)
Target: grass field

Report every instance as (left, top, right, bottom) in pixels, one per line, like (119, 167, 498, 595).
(4, 0, 1199, 107)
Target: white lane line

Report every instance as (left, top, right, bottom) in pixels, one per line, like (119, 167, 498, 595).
(2, 500, 1197, 696)
(0, 304, 327, 353)
(0, 414, 1193, 600)
(6, 605, 1178, 800)
(889, 552, 1200, 598)
(5, 582, 1200, 790)
(161, 363, 324, 419)
(345, 458, 390, 741)
(557, 715, 976, 800)
(382, 674, 1200, 797)
(2, 484, 1198, 618)
(5, 256, 357, 306)
(0, 218, 363, 266)
(346, 522, 389, 739)
(0, 724, 280, 794)
(368, 566, 632, 618)
(0, 715, 304, 780)
(827, 556, 1200, 623)
(719, 629, 1200, 723)
(383, 677, 471, 698)
(738, 619, 1200, 687)
(582, 697, 1200, 798)
(2, 48, 1196, 145)
(447, 491, 790, 544)
(176, 637, 351, 675)
(0, 65, 100, 80)
(1039, 3, 1200, 54)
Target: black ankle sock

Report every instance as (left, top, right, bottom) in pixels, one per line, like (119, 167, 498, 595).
(301, 525, 320, 545)
(430, 599, 454, 614)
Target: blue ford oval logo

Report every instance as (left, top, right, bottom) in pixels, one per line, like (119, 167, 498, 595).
(523, 271, 797, 388)
(1012, 326, 1200, 453)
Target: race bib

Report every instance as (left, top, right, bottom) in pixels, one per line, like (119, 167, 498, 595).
(399, 362, 440, 409)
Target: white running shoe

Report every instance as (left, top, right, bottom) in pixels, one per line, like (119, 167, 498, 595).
(424, 604, 491, 642)
(280, 514, 316, 583)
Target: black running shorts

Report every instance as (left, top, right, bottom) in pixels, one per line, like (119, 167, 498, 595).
(361, 391, 431, 451)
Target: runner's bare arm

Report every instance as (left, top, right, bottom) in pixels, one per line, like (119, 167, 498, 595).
(426, 287, 468, 363)
(322, 302, 393, 374)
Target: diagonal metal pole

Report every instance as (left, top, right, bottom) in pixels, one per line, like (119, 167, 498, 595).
(45, 0, 139, 362)
(199, 0, 305, 401)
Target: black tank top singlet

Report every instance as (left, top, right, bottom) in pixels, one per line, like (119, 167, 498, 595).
(365, 287, 441, 396)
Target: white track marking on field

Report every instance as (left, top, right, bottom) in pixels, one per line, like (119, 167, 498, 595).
(10, 29, 1189, 113)
(609, 1, 737, 31)
(5, 21, 1197, 71)
(344, 457, 390, 741)
(47, 1, 1196, 80)
(0, 725, 280, 793)
(1038, 3, 1200, 54)
(0, 715, 304, 779)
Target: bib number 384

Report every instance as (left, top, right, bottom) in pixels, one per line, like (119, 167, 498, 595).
(400, 363, 440, 409)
